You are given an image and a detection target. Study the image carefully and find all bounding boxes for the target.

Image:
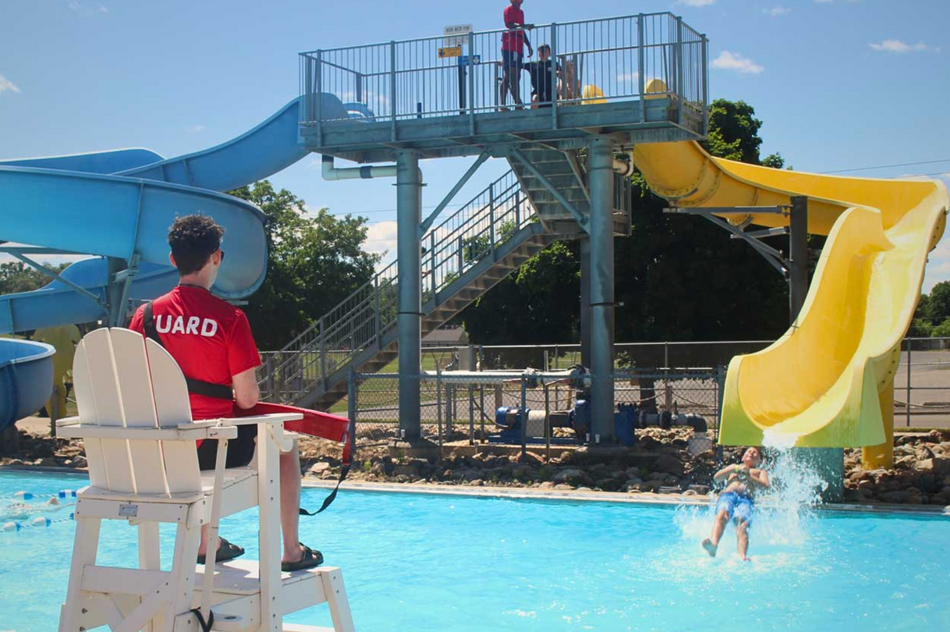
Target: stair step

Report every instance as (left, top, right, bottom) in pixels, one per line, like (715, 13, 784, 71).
(524, 190, 588, 203)
(515, 151, 566, 160)
(528, 190, 590, 203)
(519, 162, 576, 173)
(194, 559, 333, 597)
(522, 174, 580, 185)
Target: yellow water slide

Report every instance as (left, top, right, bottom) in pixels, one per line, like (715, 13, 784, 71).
(634, 140, 949, 461)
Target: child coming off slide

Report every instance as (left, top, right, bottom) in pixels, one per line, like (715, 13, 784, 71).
(702, 447, 770, 561)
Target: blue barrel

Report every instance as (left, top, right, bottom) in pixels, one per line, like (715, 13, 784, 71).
(615, 404, 638, 446)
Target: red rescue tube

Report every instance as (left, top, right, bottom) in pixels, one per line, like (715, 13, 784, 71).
(233, 402, 351, 463)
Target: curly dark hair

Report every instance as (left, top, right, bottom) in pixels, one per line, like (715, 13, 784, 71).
(167, 215, 225, 275)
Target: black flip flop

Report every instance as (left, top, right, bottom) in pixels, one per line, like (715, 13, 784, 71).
(281, 544, 323, 572)
(197, 538, 245, 565)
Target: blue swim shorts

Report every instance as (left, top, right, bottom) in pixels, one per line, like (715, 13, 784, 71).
(502, 49, 524, 69)
(715, 491, 755, 525)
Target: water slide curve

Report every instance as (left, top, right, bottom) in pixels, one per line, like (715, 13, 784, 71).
(0, 95, 349, 428)
(636, 140, 950, 451)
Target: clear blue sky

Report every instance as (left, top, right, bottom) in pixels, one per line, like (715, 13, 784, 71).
(2, 0, 949, 288)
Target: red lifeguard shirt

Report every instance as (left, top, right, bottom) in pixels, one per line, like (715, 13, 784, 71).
(502, 5, 526, 52)
(129, 285, 261, 421)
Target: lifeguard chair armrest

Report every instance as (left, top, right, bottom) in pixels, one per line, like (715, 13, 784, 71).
(55, 417, 240, 441)
(217, 413, 304, 452)
(216, 413, 304, 426)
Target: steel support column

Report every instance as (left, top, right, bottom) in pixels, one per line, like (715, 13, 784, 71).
(396, 151, 423, 440)
(789, 196, 809, 325)
(588, 137, 616, 442)
(789, 196, 844, 502)
(579, 237, 591, 368)
(106, 257, 130, 327)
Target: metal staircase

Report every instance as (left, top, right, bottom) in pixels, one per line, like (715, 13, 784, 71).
(507, 147, 632, 237)
(258, 149, 631, 410)
(259, 170, 555, 409)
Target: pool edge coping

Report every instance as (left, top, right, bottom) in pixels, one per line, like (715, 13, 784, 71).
(3, 465, 948, 518)
(299, 479, 950, 517)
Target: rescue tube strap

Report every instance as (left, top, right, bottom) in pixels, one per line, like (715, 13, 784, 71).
(299, 464, 351, 516)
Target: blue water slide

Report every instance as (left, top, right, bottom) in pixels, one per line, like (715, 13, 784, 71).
(0, 148, 165, 174)
(0, 167, 269, 298)
(0, 94, 349, 427)
(0, 260, 179, 334)
(118, 95, 346, 190)
(0, 339, 54, 428)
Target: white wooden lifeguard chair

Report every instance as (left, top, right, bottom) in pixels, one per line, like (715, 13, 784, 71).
(56, 328, 355, 632)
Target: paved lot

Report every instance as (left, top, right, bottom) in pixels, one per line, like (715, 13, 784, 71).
(895, 350, 950, 428)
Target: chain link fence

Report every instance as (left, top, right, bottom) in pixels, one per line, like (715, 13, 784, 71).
(897, 338, 950, 428)
(347, 368, 723, 458)
(259, 338, 950, 431)
(478, 341, 772, 371)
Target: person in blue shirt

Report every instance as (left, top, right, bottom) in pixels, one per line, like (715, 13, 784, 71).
(702, 446, 770, 561)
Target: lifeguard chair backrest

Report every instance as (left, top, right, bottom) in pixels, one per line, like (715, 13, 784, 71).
(72, 327, 202, 495)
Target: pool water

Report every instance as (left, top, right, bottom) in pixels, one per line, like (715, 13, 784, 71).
(0, 470, 948, 632)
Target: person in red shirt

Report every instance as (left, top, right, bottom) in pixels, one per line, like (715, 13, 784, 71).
(499, 0, 534, 109)
(129, 215, 321, 572)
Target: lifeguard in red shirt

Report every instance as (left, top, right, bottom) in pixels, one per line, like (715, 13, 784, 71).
(499, 0, 534, 109)
(129, 214, 322, 572)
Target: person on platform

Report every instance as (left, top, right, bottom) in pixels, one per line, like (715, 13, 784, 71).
(129, 214, 321, 572)
(499, 0, 534, 109)
(702, 446, 770, 561)
(521, 44, 562, 108)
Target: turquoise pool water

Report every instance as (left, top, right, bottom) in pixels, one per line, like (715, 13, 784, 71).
(0, 470, 948, 631)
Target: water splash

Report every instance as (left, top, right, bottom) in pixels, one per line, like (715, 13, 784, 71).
(753, 444, 826, 546)
(672, 443, 827, 560)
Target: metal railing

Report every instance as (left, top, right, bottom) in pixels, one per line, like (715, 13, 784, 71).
(299, 12, 707, 127)
(423, 170, 534, 296)
(257, 170, 539, 403)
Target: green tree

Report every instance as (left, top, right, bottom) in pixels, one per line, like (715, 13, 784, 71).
(459, 241, 581, 344)
(228, 181, 379, 350)
(461, 234, 490, 264)
(907, 293, 932, 337)
(0, 261, 67, 295)
(931, 317, 950, 338)
(908, 319, 933, 338)
(613, 178, 787, 343)
(925, 281, 950, 324)
(701, 100, 763, 163)
(762, 153, 785, 169)
(460, 221, 518, 265)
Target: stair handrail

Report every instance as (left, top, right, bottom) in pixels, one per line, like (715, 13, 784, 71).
(261, 169, 538, 399)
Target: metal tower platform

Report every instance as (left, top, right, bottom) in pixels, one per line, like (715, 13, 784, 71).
(262, 12, 709, 445)
(299, 13, 707, 162)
